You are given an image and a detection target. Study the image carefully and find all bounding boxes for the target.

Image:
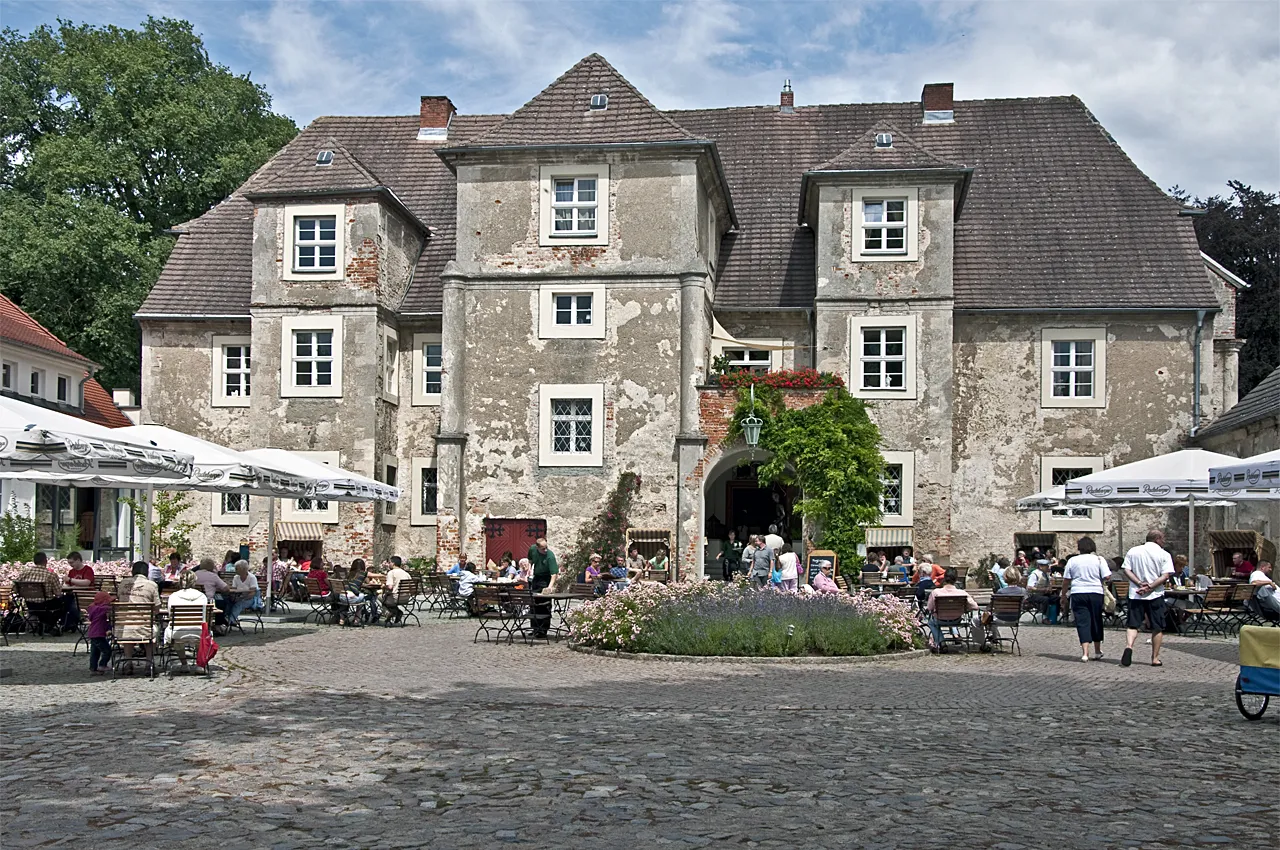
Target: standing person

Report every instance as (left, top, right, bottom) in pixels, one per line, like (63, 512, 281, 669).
(777, 544, 800, 592)
(1060, 536, 1111, 662)
(1121, 530, 1175, 668)
(717, 531, 745, 582)
(740, 536, 759, 578)
(764, 525, 785, 554)
(749, 535, 776, 589)
(528, 538, 557, 638)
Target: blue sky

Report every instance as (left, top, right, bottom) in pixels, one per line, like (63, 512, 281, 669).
(4, 0, 1278, 198)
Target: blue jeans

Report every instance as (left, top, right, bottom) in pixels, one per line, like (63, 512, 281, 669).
(227, 593, 261, 624)
(89, 636, 110, 671)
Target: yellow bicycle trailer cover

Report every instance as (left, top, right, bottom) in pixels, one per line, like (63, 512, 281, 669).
(1239, 625, 1280, 696)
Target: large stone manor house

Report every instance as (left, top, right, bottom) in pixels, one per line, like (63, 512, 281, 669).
(137, 54, 1244, 574)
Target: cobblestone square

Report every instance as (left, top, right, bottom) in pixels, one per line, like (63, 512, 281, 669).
(2, 619, 1276, 849)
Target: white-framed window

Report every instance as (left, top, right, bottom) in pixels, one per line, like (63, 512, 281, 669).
(410, 458, 438, 526)
(282, 450, 340, 524)
(849, 314, 918, 400)
(1, 362, 12, 389)
(1039, 455, 1103, 532)
(711, 336, 784, 374)
(1041, 328, 1107, 408)
(381, 326, 400, 404)
(280, 315, 343, 398)
(539, 164, 609, 247)
(211, 491, 250, 526)
(382, 456, 398, 525)
(29, 369, 43, 397)
(283, 204, 344, 281)
(411, 332, 443, 406)
(55, 375, 69, 403)
(538, 284, 605, 339)
(879, 450, 915, 526)
(538, 383, 605, 468)
(211, 335, 252, 407)
(853, 188, 919, 262)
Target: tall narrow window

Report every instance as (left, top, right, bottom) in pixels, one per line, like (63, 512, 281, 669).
(223, 344, 251, 398)
(1051, 340, 1095, 399)
(860, 327, 906, 390)
(1, 362, 11, 389)
(551, 398, 594, 455)
(30, 370, 42, 396)
(881, 464, 904, 516)
(423, 340, 442, 395)
(383, 330, 399, 399)
(384, 464, 398, 516)
(551, 177, 598, 234)
(294, 216, 337, 271)
(420, 467, 438, 515)
(56, 375, 69, 402)
(862, 199, 906, 253)
(293, 331, 334, 387)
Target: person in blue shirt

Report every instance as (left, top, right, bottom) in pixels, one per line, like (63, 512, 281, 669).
(446, 552, 467, 576)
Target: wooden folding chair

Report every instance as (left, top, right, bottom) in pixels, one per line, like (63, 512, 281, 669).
(110, 603, 158, 678)
(932, 596, 973, 653)
(163, 603, 213, 675)
(14, 581, 60, 636)
(383, 579, 421, 627)
(71, 588, 99, 654)
(988, 595, 1024, 656)
(1184, 584, 1234, 638)
(304, 577, 333, 625)
(472, 585, 505, 642)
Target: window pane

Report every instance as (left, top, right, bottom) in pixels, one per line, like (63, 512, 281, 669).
(425, 343, 442, 368)
(864, 230, 882, 250)
(554, 208, 573, 231)
(885, 229, 905, 250)
(573, 399, 592, 417)
(886, 200, 905, 222)
(555, 295, 572, 325)
(1075, 376, 1093, 397)
(297, 246, 316, 267)
(295, 334, 312, 357)
(1053, 350, 1071, 368)
(226, 348, 242, 369)
(747, 350, 770, 363)
(316, 332, 333, 356)
(863, 201, 884, 223)
(575, 434, 592, 453)
(884, 361, 904, 387)
(297, 219, 316, 240)
(577, 208, 596, 232)
(315, 361, 332, 385)
(318, 218, 336, 240)
(554, 180, 575, 202)
(576, 294, 592, 324)
(296, 363, 313, 386)
(552, 400, 571, 417)
(882, 464, 903, 515)
(318, 246, 336, 267)
(577, 178, 596, 202)
(1052, 372, 1071, 396)
(421, 467, 438, 514)
(863, 364, 881, 388)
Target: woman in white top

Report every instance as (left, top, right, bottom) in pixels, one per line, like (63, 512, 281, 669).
(777, 544, 800, 592)
(1060, 536, 1112, 663)
(164, 571, 210, 671)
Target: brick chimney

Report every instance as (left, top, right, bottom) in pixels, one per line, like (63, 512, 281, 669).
(780, 79, 794, 114)
(418, 95, 455, 140)
(921, 83, 954, 124)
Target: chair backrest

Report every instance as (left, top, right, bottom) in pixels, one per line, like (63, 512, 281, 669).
(94, 575, 117, 592)
(168, 603, 211, 630)
(953, 565, 969, 580)
(1205, 584, 1233, 606)
(472, 584, 501, 611)
(1111, 580, 1129, 599)
(305, 576, 326, 597)
(73, 588, 98, 618)
(933, 595, 970, 623)
(14, 581, 51, 602)
(1231, 583, 1256, 605)
(395, 578, 419, 605)
(836, 575, 850, 592)
(569, 582, 595, 598)
(0, 584, 11, 611)
(111, 602, 155, 632)
(861, 569, 879, 584)
(991, 594, 1024, 621)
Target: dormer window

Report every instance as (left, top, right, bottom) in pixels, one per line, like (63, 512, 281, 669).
(315, 150, 334, 166)
(590, 94, 608, 110)
(875, 133, 894, 148)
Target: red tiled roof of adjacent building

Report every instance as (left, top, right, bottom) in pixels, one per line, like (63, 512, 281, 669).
(0, 294, 131, 427)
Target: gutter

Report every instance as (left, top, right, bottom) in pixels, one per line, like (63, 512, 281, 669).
(955, 306, 1221, 315)
(134, 313, 251, 321)
(1191, 309, 1206, 438)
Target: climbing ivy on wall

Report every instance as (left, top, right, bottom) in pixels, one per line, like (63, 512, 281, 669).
(727, 385, 884, 568)
(559, 471, 643, 584)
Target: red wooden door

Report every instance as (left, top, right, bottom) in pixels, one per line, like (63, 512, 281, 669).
(484, 518, 547, 568)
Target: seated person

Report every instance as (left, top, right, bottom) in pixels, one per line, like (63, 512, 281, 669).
(926, 568, 988, 651)
(998, 565, 1025, 593)
(497, 553, 518, 579)
(65, 552, 95, 587)
(165, 571, 211, 672)
(192, 557, 231, 628)
(649, 546, 670, 577)
(890, 555, 910, 581)
(812, 562, 840, 594)
(456, 562, 482, 598)
(226, 560, 261, 626)
(628, 545, 648, 578)
(288, 549, 313, 599)
(222, 550, 240, 573)
(335, 559, 370, 626)
(1025, 560, 1056, 620)
(607, 554, 630, 593)
(1250, 561, 1280, 621)
(1174, 554, 1191, 584)
(16, 553, 63, 634)
(307, 560, 332, 601)
(1231, 551, 1255, 580)
(117, 561, 161, 672)
(381, 560, 413, 624)
(446, 553, 468, 577)
(516, 558, 533, 583)
(1012, 550, 1030, 570)
(163, 552, 186, 583)
(584, 553, 604, 584)
(914, 555, 944, 603)
(989, 560, 1011, 590)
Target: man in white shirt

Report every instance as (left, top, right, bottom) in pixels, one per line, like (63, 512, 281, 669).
(382, 558, 413, 624)
(1026, 561, 1056, 621)
(1120, 529, 1175, 667)
(764, 525, 785, 554)
(1249, 561, 1280, 621)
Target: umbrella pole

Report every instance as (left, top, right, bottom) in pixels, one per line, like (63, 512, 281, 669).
(142, 483, 154, 563)
(267, 498, 276, 612)
(1187, 494, 1195, 574)
(1117, 509, 1124, 558)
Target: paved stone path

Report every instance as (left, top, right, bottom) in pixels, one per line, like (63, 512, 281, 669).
(2, 616, 1276, 849)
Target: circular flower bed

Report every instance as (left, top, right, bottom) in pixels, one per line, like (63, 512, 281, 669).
(569, 579, 920, 657)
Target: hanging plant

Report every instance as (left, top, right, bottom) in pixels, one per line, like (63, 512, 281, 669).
(726, 385, 884, 568)
(716, 368, 845, 390)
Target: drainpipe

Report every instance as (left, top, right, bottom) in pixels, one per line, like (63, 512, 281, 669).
(1190, 310, 1205, 438)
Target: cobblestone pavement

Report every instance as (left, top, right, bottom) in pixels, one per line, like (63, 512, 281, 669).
(2, 617, 1276, 849)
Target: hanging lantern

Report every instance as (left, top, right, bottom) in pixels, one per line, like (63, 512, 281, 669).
(741, 384, 763, 448)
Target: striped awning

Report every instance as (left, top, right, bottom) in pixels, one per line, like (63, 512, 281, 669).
(275, 522, 325, 541)
(865, 527, 913, 548)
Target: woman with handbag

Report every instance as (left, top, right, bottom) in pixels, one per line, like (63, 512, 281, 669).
(1060, 536, 1112, 663)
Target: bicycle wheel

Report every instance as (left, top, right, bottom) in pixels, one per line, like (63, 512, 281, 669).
(1236, 675, 1270, 721)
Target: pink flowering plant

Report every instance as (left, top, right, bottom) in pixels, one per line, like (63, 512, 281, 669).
(0, 559, 137, 583)
(569, 578, 920, 657)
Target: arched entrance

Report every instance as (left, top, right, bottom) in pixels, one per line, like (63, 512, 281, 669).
(700, 447, 800, 580)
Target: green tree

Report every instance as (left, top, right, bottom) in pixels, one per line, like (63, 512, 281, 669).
(0, 17, 296, 390)
(729, 385, 884, 568)
(0, 499, 39, 563)
(1171, 181, 1279, 396)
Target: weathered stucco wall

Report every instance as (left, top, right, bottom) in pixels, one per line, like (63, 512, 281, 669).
(951, 312, 1204, 566)
(1199, 419, 1280, 544)
(448, 282, 684, 562)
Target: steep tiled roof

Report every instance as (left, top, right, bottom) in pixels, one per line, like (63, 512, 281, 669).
(810, 122, 966, 173)
(673, 97, 1216, 310)
(452, 54, 701, 148)
(1, 293, 93, 363)
(141, 61, 1217, 317)
(249, 135, 385, 195)
(1197, 366, 1280, 440)
(82, 379, 133, 428)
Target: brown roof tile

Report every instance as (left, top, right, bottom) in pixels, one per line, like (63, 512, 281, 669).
(452, 54, 701, 148)
(1197, 365, 1280, 440)
(82, 379, 133, 428)
(811, 121, 966, 173)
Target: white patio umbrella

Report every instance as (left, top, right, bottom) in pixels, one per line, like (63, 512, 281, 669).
(0, 395, 194, 481)
(1208, 449, 1280, 500)
(1060, 448, 1239, 571)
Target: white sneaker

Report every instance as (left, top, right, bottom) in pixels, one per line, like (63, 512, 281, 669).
(1145, 637, 1152, 645)
(1080, 654, 1089, 663)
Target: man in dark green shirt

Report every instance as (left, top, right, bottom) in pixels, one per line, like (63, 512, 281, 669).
(717, 530, 745, 581)
(527, 538, 558, 637)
